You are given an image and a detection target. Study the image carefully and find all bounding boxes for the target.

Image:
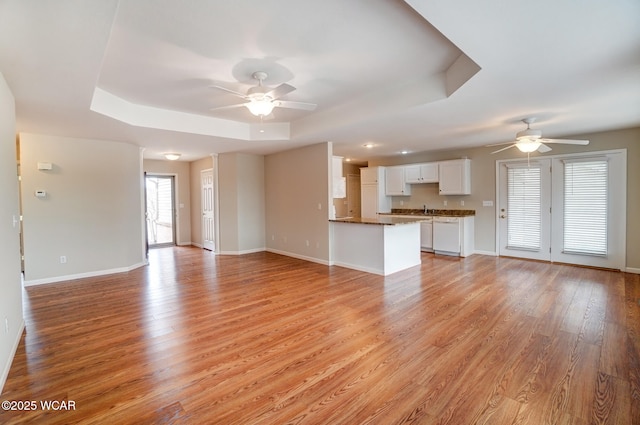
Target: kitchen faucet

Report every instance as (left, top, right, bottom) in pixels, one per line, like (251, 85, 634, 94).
(423, 204, 428, 214)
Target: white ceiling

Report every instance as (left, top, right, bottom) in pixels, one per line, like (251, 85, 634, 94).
(1, 0, 639, 162)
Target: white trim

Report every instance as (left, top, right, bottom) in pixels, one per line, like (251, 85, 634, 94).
(176, 241, 192, 246)
(218, 247, 266, 255)
(191, 242, 203, 249)
(331, 260, 384, 276)
(625, 267, 640, 275)
(474, 250, 498, 256)
(0, 319, 25, 395)
(266, 248, 331, 266)
(23, 262, 147, 286)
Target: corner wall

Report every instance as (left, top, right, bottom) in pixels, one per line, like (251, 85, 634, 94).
(218, 153, 266, 254)
(20, 133, 146, 284)
(265, 142, 332, 264)
(0, 73, 24, 394)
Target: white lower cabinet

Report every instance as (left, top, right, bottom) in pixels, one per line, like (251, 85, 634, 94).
(420, 219, 433, 251)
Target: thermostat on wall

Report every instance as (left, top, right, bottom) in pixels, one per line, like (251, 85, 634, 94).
(37, 162, 52, 170)
(35, 190, 47, 198)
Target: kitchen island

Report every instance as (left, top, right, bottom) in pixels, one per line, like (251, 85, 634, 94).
(329, 216, 425, 276)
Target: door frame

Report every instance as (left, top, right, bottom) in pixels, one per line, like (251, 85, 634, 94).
(495, 149, 627, 270)
(201, 168, 216, 252)
(145, 173, 178, 248)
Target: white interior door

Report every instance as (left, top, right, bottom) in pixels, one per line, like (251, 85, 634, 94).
(498, 159, 551, 261)
(201, 169, 215, 251)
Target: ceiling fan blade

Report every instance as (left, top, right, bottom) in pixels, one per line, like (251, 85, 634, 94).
(210, 85, 248, 99)
(486, 141, 518, 147)
(537, 143, 552, 153)
(265, 83, 296, 100)
(210, 102, 249, 111)
(275, 100, 317, 111)
(491, 144, 516, 154)
(540, 138, 589, 145)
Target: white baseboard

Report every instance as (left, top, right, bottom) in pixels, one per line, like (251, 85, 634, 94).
(0, 319, 25, 396)
(23, 261, 147, 286)
(191, 242, 203, 248)
(473, 250, 498, 256)
(217, 247, 266, 255)
(177, 242, 192, 246)
(625, 267, 640, 274)
(266, 248, 330, 266)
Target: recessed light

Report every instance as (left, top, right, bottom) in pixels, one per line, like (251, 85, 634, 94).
(363, 143, 374, 148)
(345, 158, 352, 162)
(401, 150, 409, 155)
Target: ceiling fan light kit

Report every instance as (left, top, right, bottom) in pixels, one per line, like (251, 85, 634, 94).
(210, 70, 316, 118)
(488, 117, 589, 155)
(246, 99, 275, 116)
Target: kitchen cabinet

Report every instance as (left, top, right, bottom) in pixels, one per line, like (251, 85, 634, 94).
(332, 156, 346, 198)
(438, 159, 471, 195)
(360, 167, 391, 219)
(385, 166, 411, 196)
(420, 218, 433, 251)
(405, 163, 439, 183)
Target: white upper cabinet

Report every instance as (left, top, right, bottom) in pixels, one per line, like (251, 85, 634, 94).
(385, 166, 411, 196)
(438, 159, 471, 195)
(405, 163, 439, 183)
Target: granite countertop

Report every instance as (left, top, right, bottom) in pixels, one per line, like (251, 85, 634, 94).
(329, 216, 428, 226)
(381, 208, 476, 217)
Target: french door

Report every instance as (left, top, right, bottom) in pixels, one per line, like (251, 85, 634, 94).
(497, 150, 626, 270)
(145, 175, 176, 247)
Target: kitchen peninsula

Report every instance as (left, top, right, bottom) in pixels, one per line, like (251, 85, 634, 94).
(329, 216, 426, 276)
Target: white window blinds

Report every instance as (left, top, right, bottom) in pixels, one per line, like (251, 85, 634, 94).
(563, 159, 608, 256)
(507, 165, 541, 251)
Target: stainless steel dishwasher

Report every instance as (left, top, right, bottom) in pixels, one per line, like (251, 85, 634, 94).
(433, 217, 460, 255)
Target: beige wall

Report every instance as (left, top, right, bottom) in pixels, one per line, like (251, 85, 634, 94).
(265, 142, 331, 263)
(143, 159, 192, 245)
(218, 153, 266, 254)
(369, 127, 640, 270)
(0, 73, 23, 393)
(189, 156, 214, 247)
(20, 133, 146, 283)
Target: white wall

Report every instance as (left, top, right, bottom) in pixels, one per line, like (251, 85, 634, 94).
(0, 73, 24, 394)
(218, 153, 266, 254)
(265, 142, 332, 264)
(20, 133, 146, 284)
(143, 159, 192, 246)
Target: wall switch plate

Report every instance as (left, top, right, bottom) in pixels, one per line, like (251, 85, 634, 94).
(443, 200, 448, 206)
(60, 256, 67, 264)
(483, 200, 494, 207)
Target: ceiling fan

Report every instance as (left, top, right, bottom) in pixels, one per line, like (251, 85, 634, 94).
(210, 71, 317, 118)
(488, 118, 589, 154)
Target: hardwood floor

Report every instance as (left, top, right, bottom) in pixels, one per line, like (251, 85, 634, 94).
(1, 247, 638, 424)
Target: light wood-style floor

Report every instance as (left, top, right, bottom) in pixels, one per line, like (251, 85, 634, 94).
(1, 247, 638, 424)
